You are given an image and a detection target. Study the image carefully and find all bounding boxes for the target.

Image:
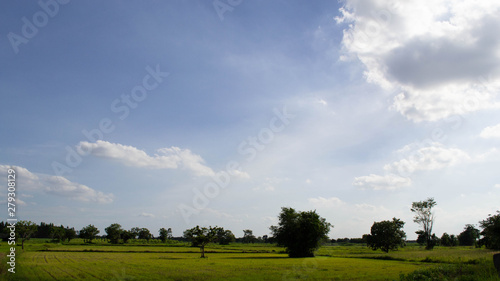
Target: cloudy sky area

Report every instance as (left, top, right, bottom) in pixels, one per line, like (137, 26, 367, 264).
(1, 0, 500, 239)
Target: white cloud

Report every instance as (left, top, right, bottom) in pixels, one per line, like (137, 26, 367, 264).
(495, 184, 500, 189)
(308, 196, 345, 208)
(0, 164, 113, 203)
(138, 212, 155, 218)
(3, 165, 43, 190)
(480, 123, 500, 139)
(353, 174, 411, 190)
(45, 176, 114, 204)
(384, 142, 470, 175)
(353, 142, 471, 190)
(338, 0, 500, 122)
(228, 169, 250, 179)
(79, 140, 215, 176)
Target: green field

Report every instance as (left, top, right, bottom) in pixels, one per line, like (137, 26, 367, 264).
(1, 240, 499, 280)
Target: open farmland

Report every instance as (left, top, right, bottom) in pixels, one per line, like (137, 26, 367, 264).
(1, 241, 499, 280)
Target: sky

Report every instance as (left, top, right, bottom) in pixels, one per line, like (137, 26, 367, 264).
(1, 0, 500, 240)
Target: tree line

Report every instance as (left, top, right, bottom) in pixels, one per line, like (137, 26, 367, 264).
(0, 221, 270, 249)
(364, 198, 500, 253)
(2, 199, 499, 257)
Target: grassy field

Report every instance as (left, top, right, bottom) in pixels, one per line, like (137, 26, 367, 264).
(1, 240, 499, 280)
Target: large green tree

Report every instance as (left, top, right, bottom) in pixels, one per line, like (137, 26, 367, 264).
(216, 229, 235, 245)
(440, 233, 458, 247)
(130, 227, 141, 239)
(183, 226, 221, 258)
(50, 226, 66, 242)
(105, 223, 123, 244)
(80, 224, 100, 243)
(122, 230, 135, 243)
(64, 227, 77, 243)
(16, 221, 38, 250)
(138, 228, 152, 242)
(458, 224, 480, 246)
(479, 211, 500, 250)
(270, 207, 332, 257)
(366, 218, 406, 253)
(411, 198, 437, 250)
(158, 228, 173, 243)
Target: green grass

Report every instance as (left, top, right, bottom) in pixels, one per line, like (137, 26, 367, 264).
(1, 241, 499, 280)
(317, 245, 497, 263)
(6, 251, 423, 280)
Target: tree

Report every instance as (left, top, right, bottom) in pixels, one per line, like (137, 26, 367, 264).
(411, 198, 437, 250)
(242, 229, 256, 243)
(16, 221, 38, 250)
(138, 228, 152, 242)
(216, 229, 235, 245)
(158, 228, 173, 243)
(262, 235, 269, 243)
(122, 230, 135, 243)
(450, 234, 458, 246)
(366, 218, 406, 253)
(440, 233, 452, 246)
(130, 227, 141, 239)
(183, 226, 220, 258)
(35, 222, 54, 238)
(458, 224, 480, 246)
(80, 224, 100, 243)
(64, 227, 77, 243)
(416, 230, 439, 248)
(362, 234, 370, 246)
(479, 211, 500, 250)
(270, 207, 332, 257)
(50, 226, 66, 242)
(105, 223, 123, 244)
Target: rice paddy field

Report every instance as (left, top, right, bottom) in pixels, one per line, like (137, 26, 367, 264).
(1, 240, 499, 280)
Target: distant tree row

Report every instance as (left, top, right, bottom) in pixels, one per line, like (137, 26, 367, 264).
(361, 199, 500, 252)
(2, 203, 498, 258)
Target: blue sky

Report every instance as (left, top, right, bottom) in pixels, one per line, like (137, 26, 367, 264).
(1, 0, 500, 239)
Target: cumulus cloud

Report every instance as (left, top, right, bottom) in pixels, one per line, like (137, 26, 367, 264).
(78, 140, 215, 176)
(353, 142, 469, 190)
(0, 164, 113, 203)
(45, 176, 114, 204)
(308, 196, 345, 208)
(384, 142, 470, 176)
(337, 0, 500, 122)
(353, 174, 411, 190)
(480, 123, 500, 139)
